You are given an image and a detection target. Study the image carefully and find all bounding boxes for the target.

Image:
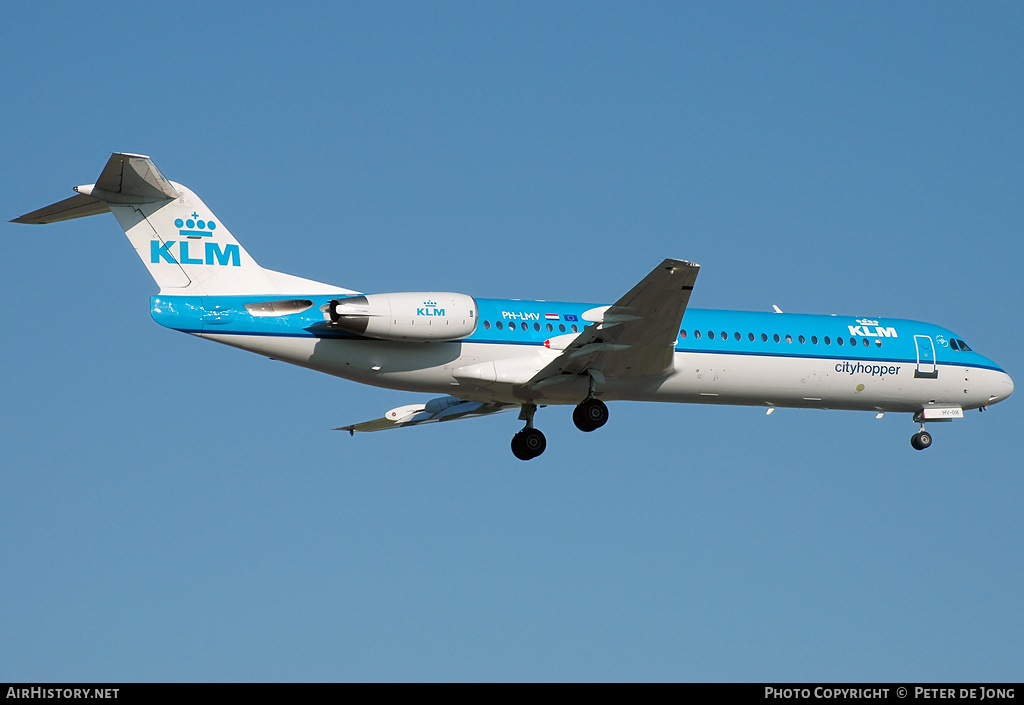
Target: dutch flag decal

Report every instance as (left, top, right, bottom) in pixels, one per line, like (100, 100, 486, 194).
(545, 313, 560, 320)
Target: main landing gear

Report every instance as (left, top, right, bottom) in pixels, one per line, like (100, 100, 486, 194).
(510, 398, 611, 460)
(572, 398, 608, 432)
(511, 427, 546, 460)
(511, 403, 546, 461)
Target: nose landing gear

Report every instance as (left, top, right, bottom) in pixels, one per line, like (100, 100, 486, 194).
(911, 429, 933, 450)
(910, 415, 933, 451)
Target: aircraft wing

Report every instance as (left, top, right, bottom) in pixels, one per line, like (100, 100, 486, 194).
(337, 395, 517, 434)
(527, 258, 700, 384)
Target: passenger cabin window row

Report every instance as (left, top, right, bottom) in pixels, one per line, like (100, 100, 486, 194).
(477, 321, 971, 353)
(678, 329, 885, 348)
(481, 320, 579, 334)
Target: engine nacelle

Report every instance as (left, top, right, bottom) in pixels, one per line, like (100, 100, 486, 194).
(329, 292, 478, 341)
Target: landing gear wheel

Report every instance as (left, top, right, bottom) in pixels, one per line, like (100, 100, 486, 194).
(911, 431, 933, 451)
(511, 428, 546, 460)
(573, 398, 609, 432)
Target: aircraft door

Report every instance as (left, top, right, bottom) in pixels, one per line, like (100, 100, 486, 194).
(914, 335, 938, 379)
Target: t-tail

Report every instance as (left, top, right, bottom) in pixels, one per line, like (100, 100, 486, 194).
(12, 152, 350, 297)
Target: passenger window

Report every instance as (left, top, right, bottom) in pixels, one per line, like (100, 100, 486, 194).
(721, 331, 727, 340)
(837, 337, 843, 346)
(773, 334, 780, 343)
(734, 332, 741, 341)
(484, 321, 491, 330)
(680, 329, 687, 339)
(695, 330, 702, 339)
(496, 321, 503, 330)
(748, 333, 755, 341)
(571, 324, 578, 333)
(875, 339, 882, 347)
(534, 322, 540, 331)
(862, 338, 869, 347)
(546, 323, 553, 332)
(522, 322, 529, 331)
(850, 338, 857, 346)
(559, 324, 565, 333)
(785, 334, 793, 343)
(761, 333, 768, 342)
(708, 330, 714, 340)
(798, 335, 805, 344)
(811, 336, 818, 344)
(824, 336, 831, 345)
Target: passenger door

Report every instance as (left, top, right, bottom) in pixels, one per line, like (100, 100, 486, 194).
(914, 335, 938, 379)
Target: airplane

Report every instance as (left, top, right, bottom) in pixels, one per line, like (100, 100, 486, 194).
(12, 152, 1014, 460)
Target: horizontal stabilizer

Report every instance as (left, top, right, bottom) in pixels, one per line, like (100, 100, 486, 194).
(11, 152, 180, 224)
(11, 193, 109, 224)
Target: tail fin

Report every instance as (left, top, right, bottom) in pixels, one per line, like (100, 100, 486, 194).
(13, 152, 348, 297)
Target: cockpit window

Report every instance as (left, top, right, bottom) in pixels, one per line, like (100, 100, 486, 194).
(957, 339, 972, 351)
(949, 339, 960, 351)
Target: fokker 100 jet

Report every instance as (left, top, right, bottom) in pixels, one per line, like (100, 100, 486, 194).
(13, 153, 1014, 459)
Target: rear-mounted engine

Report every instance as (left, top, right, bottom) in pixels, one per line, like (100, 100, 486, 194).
(328, 292, 478, 341)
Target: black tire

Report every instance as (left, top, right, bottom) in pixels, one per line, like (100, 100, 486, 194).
(511, 429, 546, 460)
(572, 405, 587, 431)
(511, 432, 532, 461)
(522, 428, 546, 458)
(573, 399, 609, 432)
(911, 431, 932, 451)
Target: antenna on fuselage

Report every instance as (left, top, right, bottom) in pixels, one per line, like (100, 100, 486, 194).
(771, 304, 783, 313)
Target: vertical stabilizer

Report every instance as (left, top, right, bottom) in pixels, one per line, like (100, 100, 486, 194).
(107, 182, 278, 295)
(12, 153, 351, 297)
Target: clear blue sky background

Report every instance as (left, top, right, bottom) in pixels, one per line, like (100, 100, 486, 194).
(1, 2, 1021, 682)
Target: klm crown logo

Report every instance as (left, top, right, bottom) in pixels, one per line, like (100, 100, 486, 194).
(150, 212, 239, 267)
(175, 212, 218, 238)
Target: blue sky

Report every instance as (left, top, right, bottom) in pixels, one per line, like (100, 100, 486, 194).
(1, 2, 1021, 681)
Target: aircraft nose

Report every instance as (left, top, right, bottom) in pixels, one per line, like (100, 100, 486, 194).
(988, 370, 1014, 405)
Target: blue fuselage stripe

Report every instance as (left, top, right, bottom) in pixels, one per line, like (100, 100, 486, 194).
(149, 294, 1005, 373)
